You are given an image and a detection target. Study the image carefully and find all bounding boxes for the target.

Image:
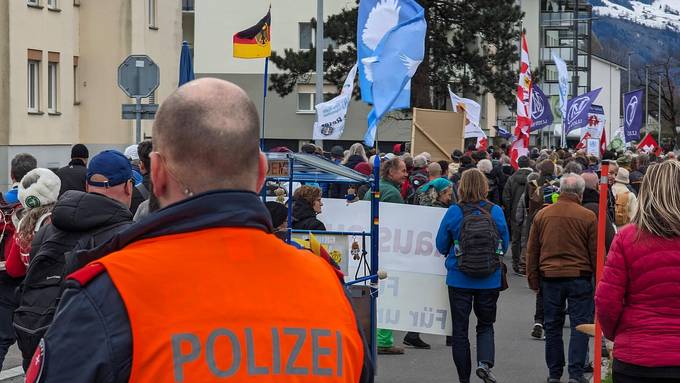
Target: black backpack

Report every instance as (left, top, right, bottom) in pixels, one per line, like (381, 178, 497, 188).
(456, 203, 501, 278)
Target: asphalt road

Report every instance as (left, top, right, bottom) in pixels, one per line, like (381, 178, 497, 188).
(375, 272, 595, 383)
(0, 273, 594, 382)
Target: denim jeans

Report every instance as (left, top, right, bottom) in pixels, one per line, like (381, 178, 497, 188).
(541, 278, 593, 381)
(448, 287, 499, 383)
(0, 282, 18, 370)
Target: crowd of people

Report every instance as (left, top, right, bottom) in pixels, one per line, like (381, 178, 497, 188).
(0, 77, 677, 383)
(265, 135, 680, 383)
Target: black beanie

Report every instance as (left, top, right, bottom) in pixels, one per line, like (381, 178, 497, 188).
(71, 144, 89, 159)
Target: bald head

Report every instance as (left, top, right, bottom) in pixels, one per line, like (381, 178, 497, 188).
(153, 78, 260, 193)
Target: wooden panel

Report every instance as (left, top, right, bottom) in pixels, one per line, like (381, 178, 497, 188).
(411, 108, 466, 162)
(27, 49, 42, 61)
(48, 51, 60, 63)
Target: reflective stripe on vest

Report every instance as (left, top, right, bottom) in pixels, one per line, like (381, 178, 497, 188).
(98, 227, 364, 382)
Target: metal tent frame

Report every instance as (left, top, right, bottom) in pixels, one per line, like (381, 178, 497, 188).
(264, 152, 381, 368)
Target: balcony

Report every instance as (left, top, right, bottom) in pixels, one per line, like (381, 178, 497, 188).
(182, 0, 194, 12)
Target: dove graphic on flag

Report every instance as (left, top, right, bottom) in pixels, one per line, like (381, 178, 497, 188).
(358, 0, 426, 146)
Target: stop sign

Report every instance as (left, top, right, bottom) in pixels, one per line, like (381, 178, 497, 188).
(117, 55, 160, 98)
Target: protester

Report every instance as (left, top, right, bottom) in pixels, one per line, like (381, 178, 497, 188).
(611, 168, 638, 228)
(628, 154, 648, 194)
(581, 173, 615, 253)
(130, 140, 152, 214)
(4, 154, 37, 205)
(343, 142, 368, 169)
(428, 162, 442, 181)
(364, 157, 410, 354)
(437, 160, 450, 178)
(330, 145, 345, 164)
(0, 154, 36, 369)
(450, 156, 475, 192)
(436, 168, 509, 383)
(124, 144, 143, 185)
(291, 185, 326, 231)
(31, 78, 372, 381)
(526, 173, 596, 383)
(13, 150, 135, 369)
(502, 155, 532, 275)
(418, 178, 454, 208)
(265, 201, 289, 241)
(477, 159, 501, 205)
(596, 160, 680, 383)
(55, 144, 88, 196)
(448, 149, 463, 178)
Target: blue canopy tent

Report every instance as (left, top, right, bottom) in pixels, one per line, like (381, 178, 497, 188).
(178, 41, 195, 86)
(264, 152, 381, 366)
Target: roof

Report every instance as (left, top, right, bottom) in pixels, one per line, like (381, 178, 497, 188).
(592, 54, 627, 71)
(265, 152, 373, 184)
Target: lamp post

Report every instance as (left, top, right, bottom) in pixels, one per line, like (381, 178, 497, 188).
(627, 52, 632, 92)
(659, 72, 662, 144)
(645, 65, 649, 131)
(315, 0, 324, 148)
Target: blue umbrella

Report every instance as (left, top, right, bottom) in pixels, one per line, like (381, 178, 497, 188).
(178, 41, 195, 87)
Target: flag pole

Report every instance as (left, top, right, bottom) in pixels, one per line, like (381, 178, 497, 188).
(261, 57, 269, 151)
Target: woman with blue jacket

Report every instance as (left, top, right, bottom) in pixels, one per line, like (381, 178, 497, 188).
(436, 168, 509, 383)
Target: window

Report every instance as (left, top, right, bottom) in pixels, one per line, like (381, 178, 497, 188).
(297, 92, 314, 112)
(27, 0, 39, 6)
(299, 22, 313, 50)
(47, 0, 57, 9)
(299, 22, 336, 50)
(148, 0, 157, 28)
(48, 62, 58, 113)
(27, 60, 40, 112)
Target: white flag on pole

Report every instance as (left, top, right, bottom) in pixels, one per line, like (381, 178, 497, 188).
(312, 64, 358, 140)
(448, 87, 486, 139)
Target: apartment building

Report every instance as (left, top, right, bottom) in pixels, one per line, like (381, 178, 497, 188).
(186, 0, 410, 151)
(0, 0, 181, 186)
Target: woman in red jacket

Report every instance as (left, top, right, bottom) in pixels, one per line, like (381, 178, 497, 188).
(596, 160, 680, 383)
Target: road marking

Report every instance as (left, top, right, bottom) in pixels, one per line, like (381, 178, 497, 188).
(0, 366, 24, 380)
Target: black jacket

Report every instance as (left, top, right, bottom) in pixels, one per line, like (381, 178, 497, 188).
(581, 188, 615, 254)
(36, 191, 373, 383)
(13, 191, 133, 360)
(343, 155, 365, 171)
(292, 198, 326, 231)
(55, 159, 87, 196)
(129, 173, 150, 215)
(502, 168, 532, 224)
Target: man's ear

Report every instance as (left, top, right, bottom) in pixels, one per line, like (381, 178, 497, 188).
(150, 153, 167, 198)
(125, 180, 133, 196)
(255, 151, 267, 193)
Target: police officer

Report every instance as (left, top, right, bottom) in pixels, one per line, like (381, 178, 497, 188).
(27, 79, 373, 383)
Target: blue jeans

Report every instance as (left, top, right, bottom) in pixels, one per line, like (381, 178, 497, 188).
(0, 282, 18, 370)
(541, 278, 593, 380)
(448, 287, 499, 383)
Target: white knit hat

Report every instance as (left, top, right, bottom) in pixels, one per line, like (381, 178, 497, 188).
(18, 168, 61, 209)
(124, 144, 139, 161)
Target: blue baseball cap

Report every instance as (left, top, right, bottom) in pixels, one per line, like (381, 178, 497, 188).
(87, 150, 133, 187)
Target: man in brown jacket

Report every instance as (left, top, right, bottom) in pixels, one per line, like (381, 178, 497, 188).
(526, 173, 596, 383)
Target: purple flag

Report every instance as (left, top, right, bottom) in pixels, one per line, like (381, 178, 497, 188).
(623, 89, 643, 142)
(565, 88, 602, 135)
(530, 84, 554, 132)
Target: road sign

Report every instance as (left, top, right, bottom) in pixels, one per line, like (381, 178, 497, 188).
(117, 55, 160, 98)
(122, 104, 158, 120)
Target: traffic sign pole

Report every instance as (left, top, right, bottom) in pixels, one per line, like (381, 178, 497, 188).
(135, 97, 142, 144)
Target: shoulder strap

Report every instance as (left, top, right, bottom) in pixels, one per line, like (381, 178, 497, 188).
(135, 183, 150, 199)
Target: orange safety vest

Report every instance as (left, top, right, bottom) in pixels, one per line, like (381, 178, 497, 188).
(97, 227, 365, 382)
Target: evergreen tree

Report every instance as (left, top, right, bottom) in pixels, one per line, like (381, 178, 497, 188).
(269, 0, 523, 112)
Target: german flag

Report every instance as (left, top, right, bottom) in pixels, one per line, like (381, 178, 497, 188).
(233, 9, 271, 59)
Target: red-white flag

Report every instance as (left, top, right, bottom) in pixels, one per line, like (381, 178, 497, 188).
(476, 136, 488, 151)
(511, 33, 532, 169)
(600, 129, 607, 157)
(637, 133, 662, 155)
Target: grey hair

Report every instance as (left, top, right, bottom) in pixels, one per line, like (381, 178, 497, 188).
(413, 155, 427, 168)
(477, 159, 493, 174)
(560, 173, 585, 196)
(563, 161, 583, 175)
